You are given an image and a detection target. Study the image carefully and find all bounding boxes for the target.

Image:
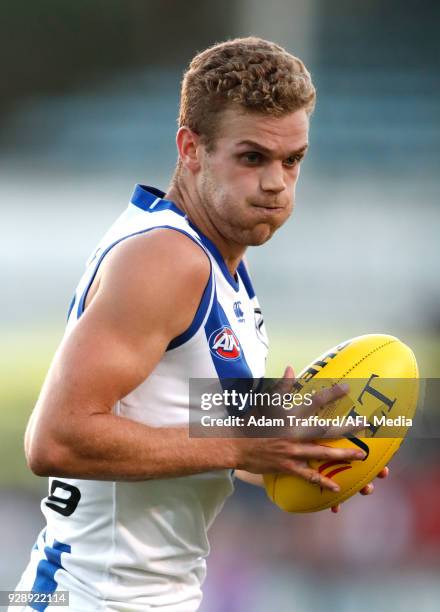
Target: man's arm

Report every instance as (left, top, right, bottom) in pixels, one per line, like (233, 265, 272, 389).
(25, 229, 366, 486)
(25, 229, 234, 480)
(234, 471, 264, 487)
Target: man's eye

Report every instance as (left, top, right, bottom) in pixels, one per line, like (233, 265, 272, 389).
(284, 155, 301, 167)
(243, 152, 263, 164)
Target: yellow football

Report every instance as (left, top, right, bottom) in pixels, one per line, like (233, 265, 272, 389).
(264, 334, 419, 512)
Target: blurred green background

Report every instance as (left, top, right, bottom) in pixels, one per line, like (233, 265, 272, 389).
(1, 1, 439, 610)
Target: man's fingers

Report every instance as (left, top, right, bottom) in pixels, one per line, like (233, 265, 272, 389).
(331, 466, 389, 513)
(292, 382, 350, 422)
(324, 421, 369, 440)
(311, 383, 350, 410)
(285, 365, 295, 380)
(289, 442, 366, 462)
(270, 365, 296, 397)
(268, 375, 359, 444)
(359, 467, 389, 495)
(284, 461, 340, 492)
(377, 466, 389, 478)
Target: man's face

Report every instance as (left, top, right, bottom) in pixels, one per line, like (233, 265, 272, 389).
(195, 106, 309, 247)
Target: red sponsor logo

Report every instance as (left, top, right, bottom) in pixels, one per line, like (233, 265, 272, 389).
(209, 326, 241, 360)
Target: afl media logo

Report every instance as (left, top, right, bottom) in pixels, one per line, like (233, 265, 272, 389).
(209, 326, 241, 361)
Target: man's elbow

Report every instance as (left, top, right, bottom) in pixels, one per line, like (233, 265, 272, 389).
(27, 454, 50, 477)
(26, 442, 66, 477)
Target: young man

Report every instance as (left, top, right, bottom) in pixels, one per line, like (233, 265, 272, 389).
(15, 37, 385, 611)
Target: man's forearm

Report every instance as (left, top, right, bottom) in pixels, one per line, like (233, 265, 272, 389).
(27, 412, 238, 480)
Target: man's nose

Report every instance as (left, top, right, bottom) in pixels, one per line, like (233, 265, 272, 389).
(260, 163, 286, 193)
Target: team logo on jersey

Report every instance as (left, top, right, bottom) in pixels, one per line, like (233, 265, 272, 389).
(233, 301, 245, 322)
(209, 326, 242, 360)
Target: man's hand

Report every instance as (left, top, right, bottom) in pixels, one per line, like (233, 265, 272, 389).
(231, 365, 369, 492)
(232, 365, 369, 492)
(233, 438, 366, 492)
(234, 367, 389, 496)
(330, 466, 390, 513)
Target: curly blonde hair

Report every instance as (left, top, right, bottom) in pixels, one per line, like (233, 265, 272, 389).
(178, 36, 315, 150)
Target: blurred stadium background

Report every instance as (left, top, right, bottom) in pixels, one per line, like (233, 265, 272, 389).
(1, 1, 439, 610)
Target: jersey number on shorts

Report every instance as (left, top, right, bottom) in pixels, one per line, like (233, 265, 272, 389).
(46, 480, 81, 516)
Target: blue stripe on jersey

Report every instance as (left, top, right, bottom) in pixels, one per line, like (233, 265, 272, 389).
(66, 294, 76, 321)
(131, 185, 241, 293)
(167, 263, 214, 351)
(237, 260, 256, 299)
(190, 228, 240, 292)
(74, 226, 212, 349)
(30, 540, 71, 611)
(204, 289, 253, 413)
(131, 184, 185, 217)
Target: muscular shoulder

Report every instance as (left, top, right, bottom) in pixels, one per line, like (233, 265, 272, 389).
(86, 228, 211, 343)
(102, 228, 209, 287)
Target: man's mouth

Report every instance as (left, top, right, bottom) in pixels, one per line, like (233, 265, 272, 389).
(252, 203, 284, 211)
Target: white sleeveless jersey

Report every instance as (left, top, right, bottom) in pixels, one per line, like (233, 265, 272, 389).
(14, 185, 269, 612)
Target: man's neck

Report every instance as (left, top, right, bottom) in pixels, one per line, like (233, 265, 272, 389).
(165, 179, 246, 276)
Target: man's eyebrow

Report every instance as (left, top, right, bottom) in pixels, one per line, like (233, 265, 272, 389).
(236, 140, 309, 155)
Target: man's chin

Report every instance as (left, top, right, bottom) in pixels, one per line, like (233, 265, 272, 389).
(242, 224, 277, 246)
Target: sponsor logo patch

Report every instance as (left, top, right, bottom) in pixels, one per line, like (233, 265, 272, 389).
(209, 326, 241, 360)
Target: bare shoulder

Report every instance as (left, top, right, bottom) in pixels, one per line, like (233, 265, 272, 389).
(86, 228, 211, 342)
(102, 228, 209, 283)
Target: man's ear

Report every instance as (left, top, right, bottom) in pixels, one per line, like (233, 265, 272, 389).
(176, 127, 202, 173)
